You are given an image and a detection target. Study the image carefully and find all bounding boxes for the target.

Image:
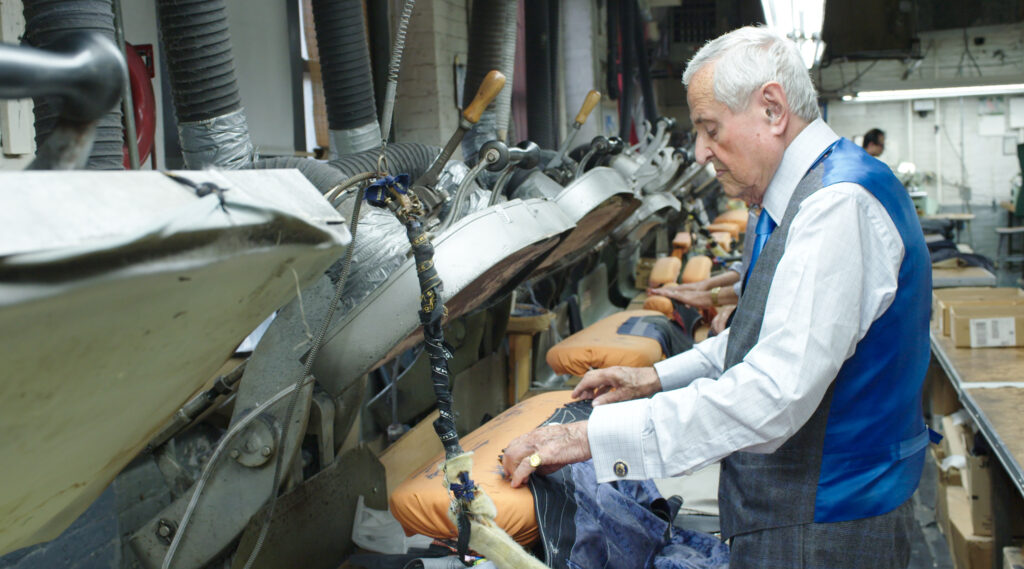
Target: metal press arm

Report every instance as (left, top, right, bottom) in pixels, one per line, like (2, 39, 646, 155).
(545, 89, 601, 171)
(489, 141, 541, 205)
(413, 70, 507, 189)
(0, 32, 125, 169)
(574, 135, 624, 178)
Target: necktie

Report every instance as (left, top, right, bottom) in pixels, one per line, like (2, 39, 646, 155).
(743, 208, 777, 290)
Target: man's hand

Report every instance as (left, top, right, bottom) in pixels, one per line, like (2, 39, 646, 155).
(501, 421, 591, 488)
(653, 281, 706, 293)
(647, 287, 713, 308)
(571, 366, 661, 406)
(711, 305, 736, 334)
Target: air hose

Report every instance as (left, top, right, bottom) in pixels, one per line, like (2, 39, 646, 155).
(311, 0, 381, 156)
(368, 179, 547, 569)
(155, 0, 254, 169)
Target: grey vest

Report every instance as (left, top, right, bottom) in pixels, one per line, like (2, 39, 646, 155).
(718, 166, 836, 539)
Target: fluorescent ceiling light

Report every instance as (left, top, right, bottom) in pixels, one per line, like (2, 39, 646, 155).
(761, 0, 826, 69)
(846, 84, 1024, 102)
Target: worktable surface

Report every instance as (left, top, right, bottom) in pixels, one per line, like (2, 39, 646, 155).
(930, 328, 1024, 495)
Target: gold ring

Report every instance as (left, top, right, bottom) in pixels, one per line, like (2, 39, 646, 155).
(528, 453, 542, 468)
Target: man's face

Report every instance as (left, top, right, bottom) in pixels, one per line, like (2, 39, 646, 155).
(687, 66, 784, 205)
(866, 135, 884, 157)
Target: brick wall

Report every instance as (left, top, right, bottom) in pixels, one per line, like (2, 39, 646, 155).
(393, 0, 469, 154)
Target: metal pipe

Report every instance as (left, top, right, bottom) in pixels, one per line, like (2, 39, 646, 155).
(111, 0, 138, 169)
(144, 361, 248, 453)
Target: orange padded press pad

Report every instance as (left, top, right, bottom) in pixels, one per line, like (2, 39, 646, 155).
(706, 222, 740, 240)
(648, 256, 682, 288)
(714, 208, 749, 232)
(389, 391, 576, 546)
(643, 295, 674, 317)
(672, 231, 692, 254)
(710, 231, 732, 253)
(546, 309, 665, 376)
(682, 255, 712, 284)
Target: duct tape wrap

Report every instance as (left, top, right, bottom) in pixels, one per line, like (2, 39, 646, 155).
(400, 216, 461, 458)
(330, 122, 383, 159)
(177, 109, 256, 170)
(326, 207, 410, 318)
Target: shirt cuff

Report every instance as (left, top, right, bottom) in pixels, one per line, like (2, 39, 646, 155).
(653, 332, 726, 391)
(732, 279, 742, 297)
(588, 398, 652, 483)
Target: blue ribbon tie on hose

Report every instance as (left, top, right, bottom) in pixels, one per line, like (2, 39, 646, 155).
(364, 173, 411, 206)
(450, 471, 478, 501)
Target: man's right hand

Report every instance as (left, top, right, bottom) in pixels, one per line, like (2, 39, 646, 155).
(571, 366, 662, 406)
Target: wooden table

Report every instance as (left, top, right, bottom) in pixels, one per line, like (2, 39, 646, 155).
(933, 265, 997, 288)
(924, 212, 976, 243)
(930, 330, 1024, 568)
(931, 331, 1024, 492)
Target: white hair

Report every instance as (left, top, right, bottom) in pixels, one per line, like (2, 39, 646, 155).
(682, 26, 820, 122)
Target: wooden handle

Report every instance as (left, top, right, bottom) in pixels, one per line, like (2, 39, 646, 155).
(462, 70, 506, 124)
(574, 90, 602, 125)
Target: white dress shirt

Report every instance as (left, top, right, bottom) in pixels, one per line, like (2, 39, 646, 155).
(588, 119, 906, 483)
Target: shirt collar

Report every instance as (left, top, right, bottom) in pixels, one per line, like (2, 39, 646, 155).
(760, 118, 839, 222)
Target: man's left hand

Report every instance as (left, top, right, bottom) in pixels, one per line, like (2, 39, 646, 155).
(648, 287, 713, 309)
(501, 421, 591, 488)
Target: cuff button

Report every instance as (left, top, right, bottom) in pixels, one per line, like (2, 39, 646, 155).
(613, 460, 629, 477)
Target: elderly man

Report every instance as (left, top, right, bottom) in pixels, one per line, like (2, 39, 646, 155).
(502, 26, 930, 568)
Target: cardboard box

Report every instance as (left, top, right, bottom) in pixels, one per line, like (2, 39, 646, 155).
(947, 485, 994, 569)
(1004, 546, 1024, 569)
(933, 287, 1024, 335)
(938, 476, 952, 541)
(925, 358, 962, 419)
(940, 299, 1024, 336)
(960, 425, 994, 536)
(950, 304, 1024, 348)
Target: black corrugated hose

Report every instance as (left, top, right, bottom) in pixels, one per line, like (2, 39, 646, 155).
(524, 0, 558, 149)
(618, 0, 636, 140)
(248, 143, 440, 195)
(605, 0, 620, 100)
(462, 0, 515, 144)
(23, 0, 124, 170)
(310, 0, 378, 131)
(633, 1, 658, 125)
(155, 0, 243, 123)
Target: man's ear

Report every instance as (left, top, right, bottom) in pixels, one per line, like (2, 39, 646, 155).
(760, 82, 789, 135)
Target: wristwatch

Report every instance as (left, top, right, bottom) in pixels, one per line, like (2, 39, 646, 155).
(710, 286, 721, 307)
